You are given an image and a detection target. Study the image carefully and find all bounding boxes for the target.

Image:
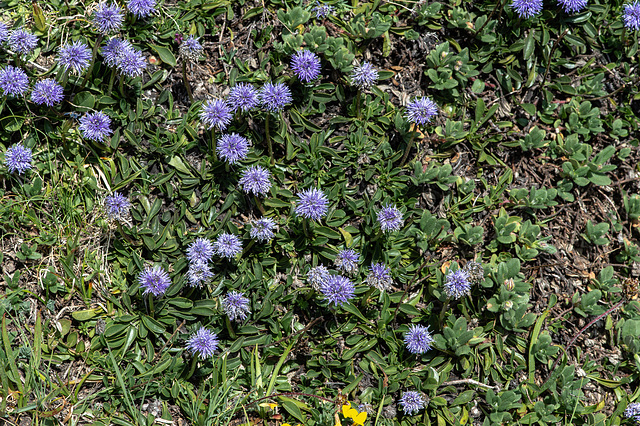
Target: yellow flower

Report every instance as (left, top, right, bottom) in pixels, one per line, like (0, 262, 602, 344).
(341, 402, 367, 426)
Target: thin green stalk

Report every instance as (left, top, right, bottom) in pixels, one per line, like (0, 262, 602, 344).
(265, 113, 273, 165)
(107, 67, 116, 96)
(438, 297, 451, 327)
(210, 129, 217, 161)
(356, 90, 362, 119)
(254, 196, 266, 215)
(81, 34, 103, 89)
(182, 61, 194, 103)
(399, 127, 418, 167)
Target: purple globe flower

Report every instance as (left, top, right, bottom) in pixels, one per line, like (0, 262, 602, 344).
(138, 265, 171, 296)
(187, 237, 214, 264)
(557, 0, 587, 13)
(625, 402, 640, 423)
(213, 232, 242, 259)
(217, 133, 251, 164)
(366, 263, 393, 292)
(291, 50, 321, 83)
(102, 38, 132, 67)
(377, 204, 404, 233)
(79, 111, 113, 142)
(187, 261, 213, 287)
(250, 217, 276, 242)
(179, 35, 203, 62)
(311, 1, 334, 18)
(4, 144, 33, 174)
(0, 66, 29, 97)
(93, 2, 124, 34)
(8, 28, 38, 55)
(405, 97, 438, 126)
(511, 0, 543, 18)
(222, 291, 251, 321)
(228, 83, 260, 113)
(334, 249, 359, 276)
(238, 165, 271, 196)
(259, 82, 292, 113)
(350, 62, 378, 90)
(187, 327, 219, 358)
(443, 269, 472, 299)
(200, 99, 232, 131)
(308, 264, 330, 291)
(404, 324, 434, 354)
(104, 192, 131, 221)
(295, 188, 329, 220)
(58, 41, 92, 74)
(0, 22, 8, 44)
(127, 0, 157, 17)
(31, 79, 64, 106)
(116, 45, 147, 78)
(399, 391, 426, 415)
(320, 275, 355, 307)
(624, 1, 640, 29)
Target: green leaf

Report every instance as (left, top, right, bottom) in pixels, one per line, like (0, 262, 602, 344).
(149, 44, 177, 67)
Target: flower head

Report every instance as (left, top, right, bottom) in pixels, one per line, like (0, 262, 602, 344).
(187, 237, 214, 264)
(259, 82, 292, 112)
(239, 165, 271, 196)
(0, 66, 29, 97)
(307, 264, 330, 291)
(4, 144, 33, 174)
(335, 249, 359, 276)
(8, 28, 38, 55)
(404, 324, 434, 354)
(557, 0, 587, 13)
(187, 261, 213, 287)
(116, 44, 147, 78)
(510, 0, 543, 18)
(31, 79, 64, 106)
(366, 263, 393, 292)
(200, 99, 232, 131)
(222, 291, 251, 321)
(102, 38, 132, 67)
(187, 327, 219, 358)
(377, 204, 404, 233)
(217, 133, 251, 164)
(250, 217, 276, 242)
(104, 192, 131, 221)
(228, 83, 260, 113)
(311, 1, 334, 19)
(79, 111, 113, 142)
(405, 97, 438, 126)
(320, 275, 355, 307)
(0, 22, 8, 44)
(138, 265, 171, 296)
(342, 402, 367, 426)
(443, 269, 472, 299)
(179, 35, 203, 62)
(127, 0, 157, 17)
(350, 62, 378, 90)
(623, 1, 640, 29)
(93, 2, 124, 33)
(213, 233, 242, 259)
(291, 50, 321, 83)
(624, 402, 640, 423)
(295, 188, 329, 220)
(58, 41, 92, 74)
(463, 261, 484, 284)
(399, 391, 426, 415)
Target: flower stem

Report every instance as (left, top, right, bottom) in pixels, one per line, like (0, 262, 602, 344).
(224, 316, 237, 340)
(438, 297, 451, 327)
(182, 61, 194, 104)
(266, 113, 274, 165)
(82, 34, 103, 89)
(210, 129, 217, 161)
(107, 68, 116, 97)
(184, 355, 198, 380)
(399, 127, 418, 167)
(254, 196, 266, 215)
(356, 90, 362, 119)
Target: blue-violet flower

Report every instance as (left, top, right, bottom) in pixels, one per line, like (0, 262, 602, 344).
(79, 111, 113, 142)
(222, 291, 251, 321)
(93, 2, 124, 33)
(250, 217, 276, 242)
(511, 0, 543, 18)
(186, 327, 219, 358)
(377, 204, 404, 233)
(259, 82, 292, 113)
(404, 324, 434, 354)
(238, 165, 271, 196)
(366, 262, 393, 292)
(295, 188, 329, 220)
(350, 62, 378, 90)
(624, 402, 640, 423)
(102, 38, 132, 67)
(623, 1, 640, 29)
(8, 28, 38, 56)
(228, 83, 259, 113)
(57, 41, 92, 74)
(179, 35, 203, 62)
(405, 96, 438, 126)
(116, 44, 147, 78)
(213, 232, 242, 259)
(31, 79, 64, 106)
(335, 249, 360, 276)
(138, 265, 171, 296)
(399, 391, 426, 415)
(308, 264, 330, 291)
(4, 144, 33, 174)
(200, 99, 232, 131)
(291, 50, 321, 83)
(443, 269, 472, 299)
(217, 133, 251, 164)
(557, 0, 587, 13)
(320, 275, 355, 307)
(104, 192, 131, 221)
(0, 66, 29, 97)
(187, 261, 213, 287)
(127, 0, 157, 17)
(187, 237, 214, 265)
(311, 1, 334, 19)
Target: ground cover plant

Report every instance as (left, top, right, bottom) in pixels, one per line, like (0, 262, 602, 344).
(2, 0, 640, 424)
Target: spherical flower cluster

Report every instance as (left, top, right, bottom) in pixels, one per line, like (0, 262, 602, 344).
(295, 188, 329, 220)
(557, 0, 587, 13)
(366, 263, 393, 292)
(115, 44, 147, 78)
(334, 249, 359, 276)
(187, 238, 214, 264)
(93, 2, 124, 34)
(377, 204, 404, 233)
(350, 62, 378, 90)
(624, 402, 640, 423)
(179, 35, 203, 62)
(311, 1, 334, 19)
(187, 261, 213, 287)
(79, 111, 113, 142)
(399, 391, 426, 415)
(104, 192, 131, 221)
(138, 265, 172, 296)
(0, 22, 8, 44)
(443, 269, 472, 299)
(510, 0, 543, 18)
(222, 291, 251, 321)
(217, 133, 251, 164)
(259, 82, 292, 113)
(463, 261, 484, 284)
(4, 144, 33, 175)
(0, 66, 29, 97)
(308, 264, 330, 291)
(57, 41, 92, 74)
(227, 83, 260, 113)
(213, 232, 242, 259)
(8, 28, 38, 55)
(291, 50, 321, 83)
(623, 1, 640, 29)
(200, 99, 232, 131)
(238, 165, 271, 196)
(404, 324, 434, 354)
(320, 275, 355, 307)
(127, 0, 157, 18)
(102, 38, 132, 67)
(31, 79, 64, 106)
(405, 97, 438, 126)
(187, 327, 219, 358)
(250, 217, 276, 242)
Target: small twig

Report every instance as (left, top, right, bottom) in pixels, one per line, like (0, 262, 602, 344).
(442, 378, 501, 392)
(5, 49, 51, 73)
(153, 320, 186, 363)
(541, 29, 569, 86)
